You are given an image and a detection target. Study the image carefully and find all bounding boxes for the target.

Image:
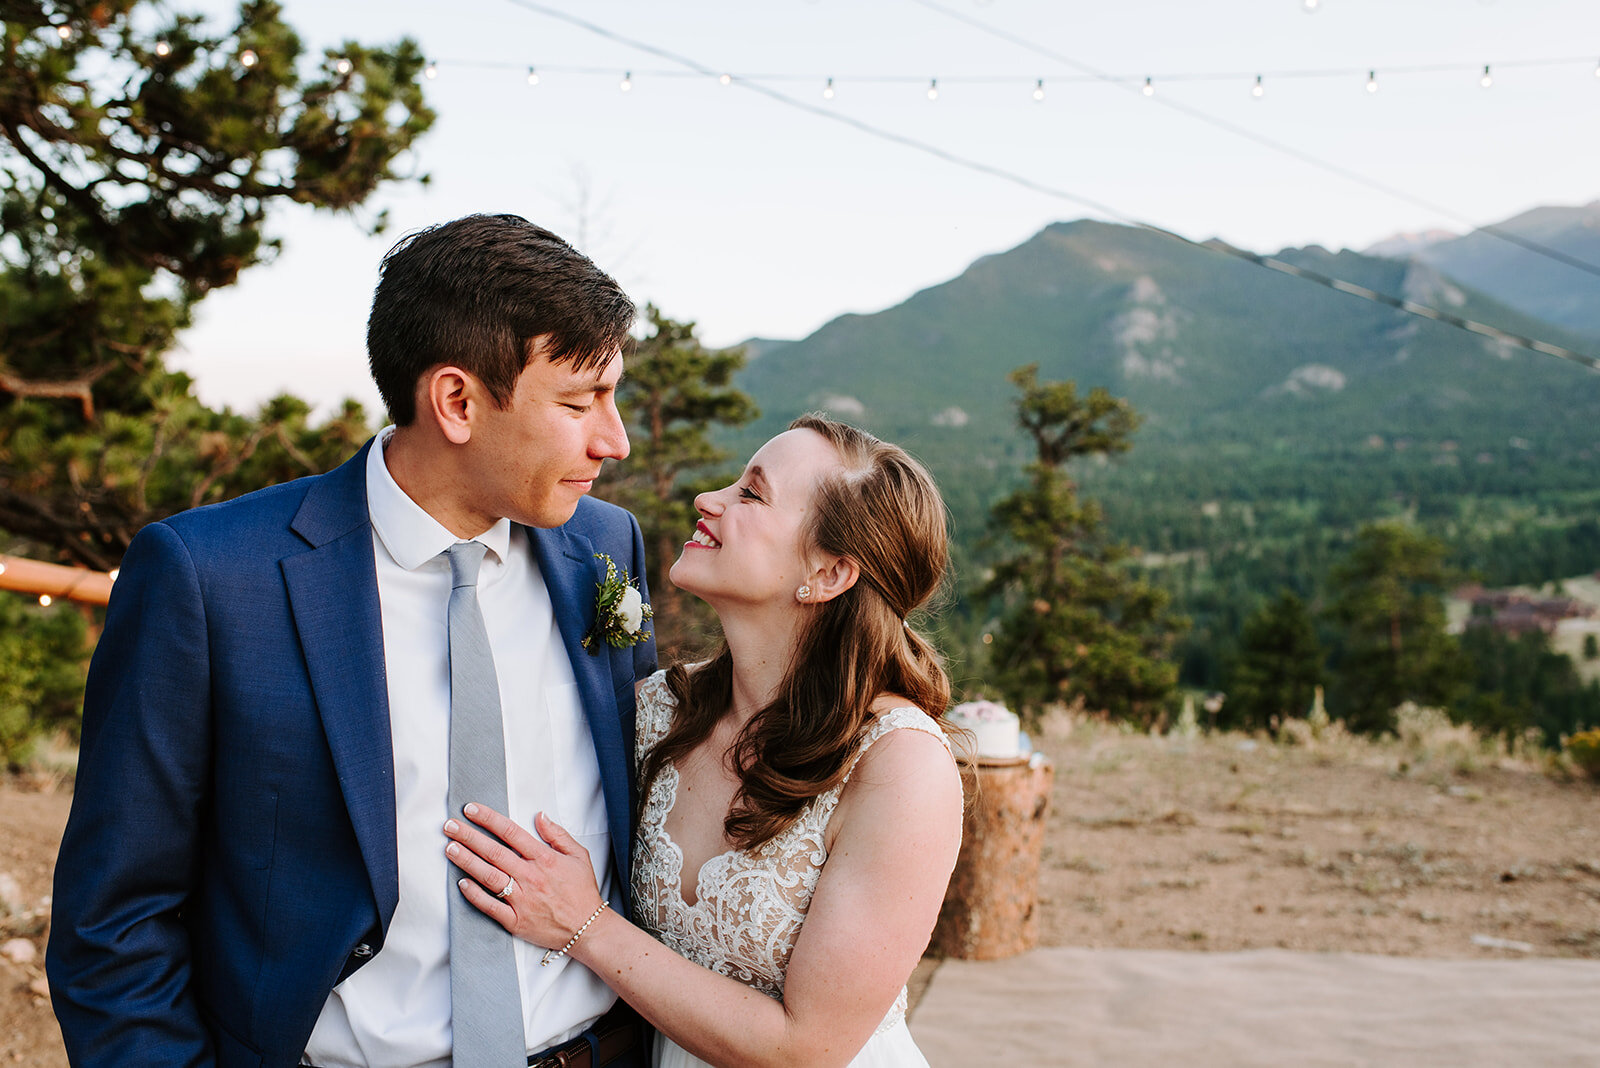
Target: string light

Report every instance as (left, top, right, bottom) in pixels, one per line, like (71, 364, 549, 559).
(1252, 74, 1264, 98)
(619, 70, 632, 91)
(526, 65, 540, 85)
(154, 40, 171, 57)
(1302, 0, 1320, 12)
(335, 57, 353, 75)
(38, 594, 52, 607)
(0, 561, 6, 576)
(239, 48, 258, 68)
(424, 60, 438, 79)
(109, 569, 119, 581)
(56, 24, 73, 41)
(412, 55, 1600, 100)
(926, 77, 938, 101)
(1480, 64, 1493, 88)
(1366, 69, 1378, 93)
(1032, 78, 1045, 102)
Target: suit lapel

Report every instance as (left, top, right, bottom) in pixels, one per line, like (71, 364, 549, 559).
(282, 442, 401, 927)
(527, 525, 634, 891)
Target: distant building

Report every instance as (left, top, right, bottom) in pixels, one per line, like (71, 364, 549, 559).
(1455, 583, 1597, 637)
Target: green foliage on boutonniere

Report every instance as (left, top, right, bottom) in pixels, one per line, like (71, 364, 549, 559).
(582, 553, 653, 653)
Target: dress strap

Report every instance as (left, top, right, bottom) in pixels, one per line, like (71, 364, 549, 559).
(634, 668, 674, 759)
(840, 706, 952, 786)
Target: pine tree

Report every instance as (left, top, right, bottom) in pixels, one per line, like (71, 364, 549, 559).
(1323, 521, 1467, 733)
(1224, 589, 1323, 731)
(983, 364, 1183, 727)
(598, 306, 757, 657)
(0, 1, 434, 568)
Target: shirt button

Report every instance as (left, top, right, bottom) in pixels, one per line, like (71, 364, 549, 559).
(352, 943, 374, 958)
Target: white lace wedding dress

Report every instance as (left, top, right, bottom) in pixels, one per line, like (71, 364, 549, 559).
(631, 669, 947, 1068)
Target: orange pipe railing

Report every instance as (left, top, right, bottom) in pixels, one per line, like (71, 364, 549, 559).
(0, 554, 114, 607)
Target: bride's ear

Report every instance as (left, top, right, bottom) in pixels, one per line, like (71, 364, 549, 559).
(804, 555, 859, 604)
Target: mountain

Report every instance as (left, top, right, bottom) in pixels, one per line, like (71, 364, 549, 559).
(1393, 201, 1600, 337)
(1362, 229, 1457, 259)
(729, 219, 1600, 544)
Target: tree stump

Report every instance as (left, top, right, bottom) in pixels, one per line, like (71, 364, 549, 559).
(929, 755, 1054, 961)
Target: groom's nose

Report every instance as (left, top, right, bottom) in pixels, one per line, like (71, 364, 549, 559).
(590, 394, 629, 462)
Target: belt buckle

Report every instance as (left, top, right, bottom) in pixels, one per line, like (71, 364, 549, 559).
(530, 1044, 578, 1068)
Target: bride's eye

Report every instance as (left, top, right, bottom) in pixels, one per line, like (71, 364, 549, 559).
(739, 486, 762, 502)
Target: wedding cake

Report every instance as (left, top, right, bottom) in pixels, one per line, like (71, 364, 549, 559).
(947, 700, 1022, 761)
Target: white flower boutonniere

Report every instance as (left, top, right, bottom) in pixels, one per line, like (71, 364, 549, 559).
(582, 553, 653, 653)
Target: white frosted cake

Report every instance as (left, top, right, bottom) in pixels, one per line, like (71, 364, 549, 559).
(948, 700, 1021, 761)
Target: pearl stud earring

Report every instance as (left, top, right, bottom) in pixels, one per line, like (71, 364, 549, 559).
(796, 585, 812, 601)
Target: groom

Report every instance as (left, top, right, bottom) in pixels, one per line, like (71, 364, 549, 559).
(47, 215, 656, 1067)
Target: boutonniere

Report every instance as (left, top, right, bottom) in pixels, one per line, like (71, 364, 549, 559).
(582, 553, 653, 653)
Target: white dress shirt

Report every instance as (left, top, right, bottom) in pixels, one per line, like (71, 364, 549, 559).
(304, 427, 616, 1067)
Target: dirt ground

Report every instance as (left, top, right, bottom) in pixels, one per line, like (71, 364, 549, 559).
(5, 717, 1598, 1064)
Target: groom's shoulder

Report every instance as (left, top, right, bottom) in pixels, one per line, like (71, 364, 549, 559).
(164, 472, 320, 535)
(157, 458, 357, 554)
(564, 495, 642, 547)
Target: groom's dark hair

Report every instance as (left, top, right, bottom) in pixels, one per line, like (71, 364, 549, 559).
(367, 213, 635, 425)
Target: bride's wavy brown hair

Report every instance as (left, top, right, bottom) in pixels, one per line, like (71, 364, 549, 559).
(640, 414, 953, 851)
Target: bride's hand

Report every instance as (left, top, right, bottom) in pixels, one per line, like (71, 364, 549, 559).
(443, 804, 604, 952)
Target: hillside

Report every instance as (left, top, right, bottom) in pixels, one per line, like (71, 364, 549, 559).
(731, 219, 1600, 545)
(1405, 201, 1600, 338)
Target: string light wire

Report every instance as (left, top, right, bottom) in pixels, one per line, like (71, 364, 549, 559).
(494, 0, 1600, 375)
(907, 0, 1600, 284)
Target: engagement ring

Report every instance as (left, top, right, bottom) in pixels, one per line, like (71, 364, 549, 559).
(495, 876, 519, 900)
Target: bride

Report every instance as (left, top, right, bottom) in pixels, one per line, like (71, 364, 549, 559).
(444, 414, 963, 1066)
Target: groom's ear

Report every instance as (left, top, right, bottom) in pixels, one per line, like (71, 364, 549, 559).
(805, 555, 859, 605)
(421, 366, 475, 445)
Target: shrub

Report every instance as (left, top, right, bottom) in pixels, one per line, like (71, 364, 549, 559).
(0, 595, 89, 768)
(1566, 729, 1600, 781)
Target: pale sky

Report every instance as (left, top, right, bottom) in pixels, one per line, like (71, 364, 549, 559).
(166, 0, 1600, 416)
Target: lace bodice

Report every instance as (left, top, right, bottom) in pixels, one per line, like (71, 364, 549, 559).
(630, 670, 952, 1036)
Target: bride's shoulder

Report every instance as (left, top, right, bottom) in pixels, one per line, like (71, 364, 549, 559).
(831, 697, 962, 835)
(847, 697, 957, 782)
(635, 667, 673, 705)
(634, 668, 678, 753)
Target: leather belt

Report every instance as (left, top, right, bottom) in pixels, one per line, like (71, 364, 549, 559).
(527, 1002, 641, 1068)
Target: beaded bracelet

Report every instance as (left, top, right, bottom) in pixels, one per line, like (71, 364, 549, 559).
(541, 900, 609, 966)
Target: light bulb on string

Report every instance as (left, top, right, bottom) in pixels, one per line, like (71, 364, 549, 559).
(240, 48, 258, 68)
(1302, 0, 1320, 11)
(56, 24, 73, 41)
(620, 71, 633, 92)
(927, 78, 938, 101)
(526, 66, 540, 86)
(1032, 78, 1045, 102)
(1142, 76, 1154, 97)
(1593, 59, 1599, 79)
(822, 76, 835, 100)
(1366, 69, 1378, 93)
(424, 61, 438, 80)
(335, 57, 353, 75)
(154, 40, 171, 57)
(719, 73, 731, 86)
(0, 561, 7, 576)
(1252, 74, 1264, 98)
(109, 569, 120, 582)
(39, 594, 53, 607)
(1480, 64, 1492, 88)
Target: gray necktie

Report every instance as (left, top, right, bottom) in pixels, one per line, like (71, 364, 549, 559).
(444, 541, 526, 1065)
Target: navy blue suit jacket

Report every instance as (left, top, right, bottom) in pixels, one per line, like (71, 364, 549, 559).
(46, 441, 656, 1067)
